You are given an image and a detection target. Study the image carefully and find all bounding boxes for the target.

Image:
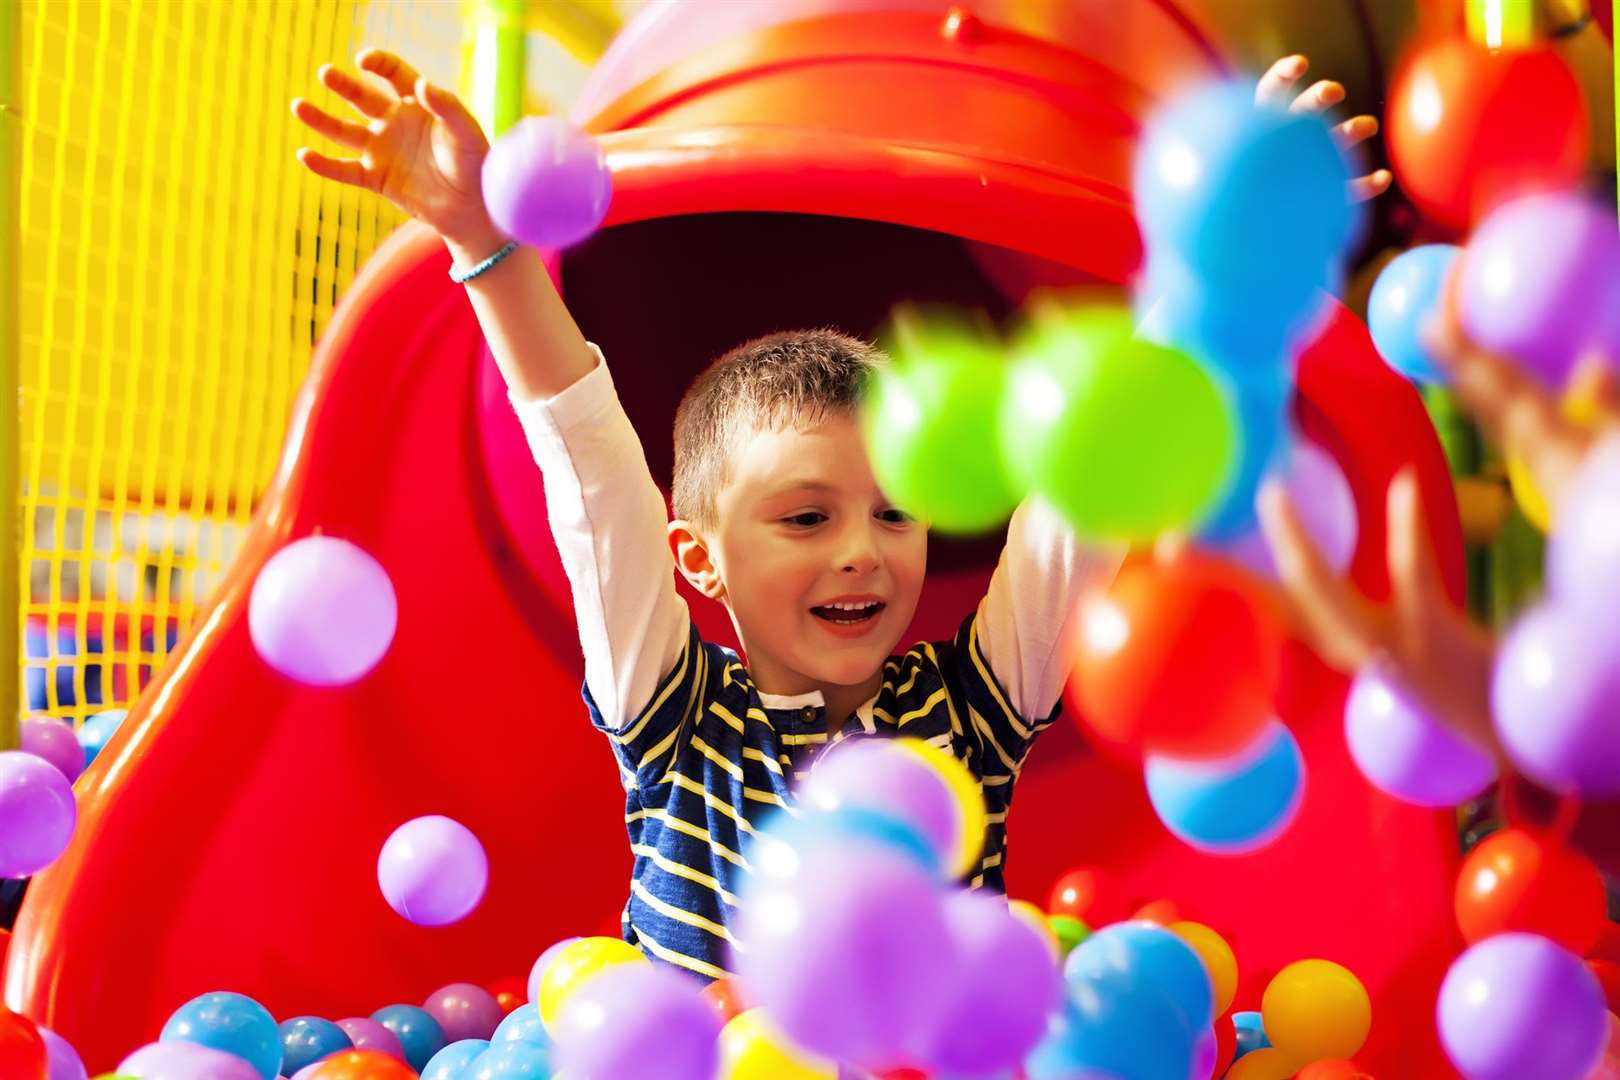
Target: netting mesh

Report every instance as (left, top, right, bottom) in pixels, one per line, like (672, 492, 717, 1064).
(16, 0, 464, 728)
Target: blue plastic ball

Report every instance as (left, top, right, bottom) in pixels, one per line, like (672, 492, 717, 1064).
(1137, 253, 1325, 377)
(1231, 1010, 1272, 1060)
(422, 1038, 491, 1080)
(1368, 244, 1461, 384)
(370, 1004, 447, 1072)
(161, 992, 282, 1080)
(465, 1039, 553, 1080)
(77, 709, 127, 767)
(491, 1004, 551, 1048)
(1062, 922, 1215, 1032)
(1196, 370, 1293, 542)
(1026, 972, 1196, 1080)
(1145, 720, 1306, 854)
(277, 1017, 351, 1076)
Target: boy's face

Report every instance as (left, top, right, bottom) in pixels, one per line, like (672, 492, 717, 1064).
(673, 411, 928, 697)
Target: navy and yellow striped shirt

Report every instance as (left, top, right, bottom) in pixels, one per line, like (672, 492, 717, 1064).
(583, 604, 1062, 981)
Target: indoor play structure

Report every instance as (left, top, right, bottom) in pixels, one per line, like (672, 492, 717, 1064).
(4, 1, 1616, 1077)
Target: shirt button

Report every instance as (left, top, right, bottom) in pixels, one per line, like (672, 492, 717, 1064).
(801, 706, 817, 722)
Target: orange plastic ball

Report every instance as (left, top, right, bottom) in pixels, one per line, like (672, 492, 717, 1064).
(1047, 865, 1130, 926)
(1455, 828, 1607, 955)
(1132, 898, 1182, 926)
(307, 1050, 418, 1080)
(485, 974, 527, 1014)
(1296, 1061, 1374, 1080)
(1069, 553, 1283, 759)
(703, 976, 747, 1023)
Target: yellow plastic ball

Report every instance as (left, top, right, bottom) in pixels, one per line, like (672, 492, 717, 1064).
(1224, 1047, 1304, 1080)
(1506, 451, 1551, 532)
(717, 1008, 837, 1080)
(1261, 958, 1372, 1062)
(1008, 899, 1061, 957)
(891, 737, 987, 878)
(537, 935, 647, 1028)
(1169, 920, 1238, 1017)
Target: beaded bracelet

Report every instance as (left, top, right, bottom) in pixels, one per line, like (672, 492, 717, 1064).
(448, 239, 520, 284)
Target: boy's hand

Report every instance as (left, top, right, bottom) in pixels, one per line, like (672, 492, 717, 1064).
(291, 48, 499, 249)
(1255, 54, 1392, 203)
(1257, 467, 1501, 759)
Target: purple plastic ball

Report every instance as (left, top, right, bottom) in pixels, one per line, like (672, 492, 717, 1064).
(335, 1017, 405, 1061)
(482, 117, 612, 250)
(552, 962, 720, 1080)
(799, 738, 962, 876)
(1493, 603, 1620, 797)
(377, 815, 489, 926)
(249, 536, 397, 687)
(1458, 192, 1620, 388)
(1225, 440, 1358, 579)
(1547, 433, 1620, 615)
(736, 835, 953, 1068)
(915, 890, 1064, 1076)
(423, 982, 504, 1043)
(1438, 932, 1607, 1080)
(20, 717, 85, 783)
(39, 1025, 87, 1080)
(1345, 667, 1496, 807)
(118, 1040, 263, 1080)
(528, 936, 581, 1004)
(0, 750, 77, 877)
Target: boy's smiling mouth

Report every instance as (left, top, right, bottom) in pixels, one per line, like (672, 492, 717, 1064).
(809, 594, 886, 629)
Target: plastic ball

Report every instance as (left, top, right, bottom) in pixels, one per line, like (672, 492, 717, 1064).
(368, 1004, 445, 1072)
(527, 937, 581, 1005)
(1386, 36, 1588, 229)
(1438, 933, 1607, 1080)
(306, 1050, 418, 1080)
(484, 975, 526, 1016)
(76, 709, 127, 768)
(1261, 959, 1371, 1063)
(1135, 252, 1320, 378)
(20, 717, 84, 783)
(490, 1003, 550, 1048)
(119, 1040, 262, 1080)
(333, 1019, 403, 1062)
(481, 117, 612, 250)
(1134, 80, 1356, 305)
(1047, 865, 1130, 926)
(1027, 954, 1199, 1080)
(1008, 898, 1061, 957)
(1455, 828, 1607, 955)
(552, 962, 721, 1080)
(249, 536, 397, 686)
(1145, 720, 1306, 854)
(915, 891, 1063, 1076)
(0, 749, 77, 877)
(1001, 305, 1236, 542)
(423, 983, 503, 1043)
(376, 815, 489, 926)
(464, 1040, 553, 1080)
(421, 1039, 490, 1080)
(1063, 921, 1214, 1033)
(161, 992, 282, 1080)
(860, 318, 1020, 534)
(716, 1009, 836, 1080)
(1232, 1009, 1271, 1059)
(1296, 1061, 1374, 1080)
(1072, 553, 1283, 759)
(1225, 1047, 1303, 1080)
(277, 1018, 352, 1077)
(1130, 898, 1182, 926)
(0, 1009, 46, 1080)
(1048, 914, 1091, 959)
(1493, 602, 1620, 797)
(1368, 243, 1462, 384)
(39, 1025, 87, 1080)
(1547, 434, 1620, 616)
(1196, 369, 1294, 543)
(1223, 439, 1358, 580)
(1458, 192, 1620, 388)
(1169, 921, 1239, 1018)
(537, 936, 647, 1029)
(1344, 666, 1496, 807)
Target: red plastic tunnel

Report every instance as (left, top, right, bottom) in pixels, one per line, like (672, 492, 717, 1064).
(7, 4, 1467, 1074)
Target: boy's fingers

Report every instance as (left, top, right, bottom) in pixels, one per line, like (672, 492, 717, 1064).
(415, 77, 489, 152)
(1386, 469, 1444, 629)
(295, 147, 370, 190)
(318, 63, 392, 119)
(1566, 353, 1620, 430)
(1332, 114, 1378, 149)
(1289, 79, 1345, 113)
(1256, 54, 1308, 106)
(1349, 170, 1392, 203)
(357, 48, 422, 102)
(291, 98, 369, 150)
(1256, 480, 1379, 671)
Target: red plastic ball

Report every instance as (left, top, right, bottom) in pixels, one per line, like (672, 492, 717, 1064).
(1132, 898, 1183, 926)
(1455, 827, 1607, 955)
(1386, 36, 1588, 229)
(1296, 1061, 1374, 1080)
(1589, 959, 1620, 1015)
(485, 974, 527, 1014)
(1047, 866, 1130, 926)
(1068, 553, 1283, 759)
(0, 1009, 46, 1080)
(702, 976, 746, 1024)
(308, 1049, 419, 1080)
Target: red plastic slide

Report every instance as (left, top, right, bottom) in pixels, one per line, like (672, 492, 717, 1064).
(7, 5, 1466, 1074)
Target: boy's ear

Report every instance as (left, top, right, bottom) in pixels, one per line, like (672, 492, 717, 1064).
(667, 519, 726, 600)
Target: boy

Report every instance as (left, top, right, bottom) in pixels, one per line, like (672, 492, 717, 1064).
(292, 47, 1381, 980)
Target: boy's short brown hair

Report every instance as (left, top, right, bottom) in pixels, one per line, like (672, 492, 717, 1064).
(672, 329, 886, 531)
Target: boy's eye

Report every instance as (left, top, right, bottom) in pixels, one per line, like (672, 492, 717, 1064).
(878, 509, 913, 524)
(784, 513, 825, 527)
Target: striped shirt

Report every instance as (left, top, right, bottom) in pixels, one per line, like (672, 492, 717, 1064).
(584, 606, 1060, 979)
(512, 344, 1119, 981)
